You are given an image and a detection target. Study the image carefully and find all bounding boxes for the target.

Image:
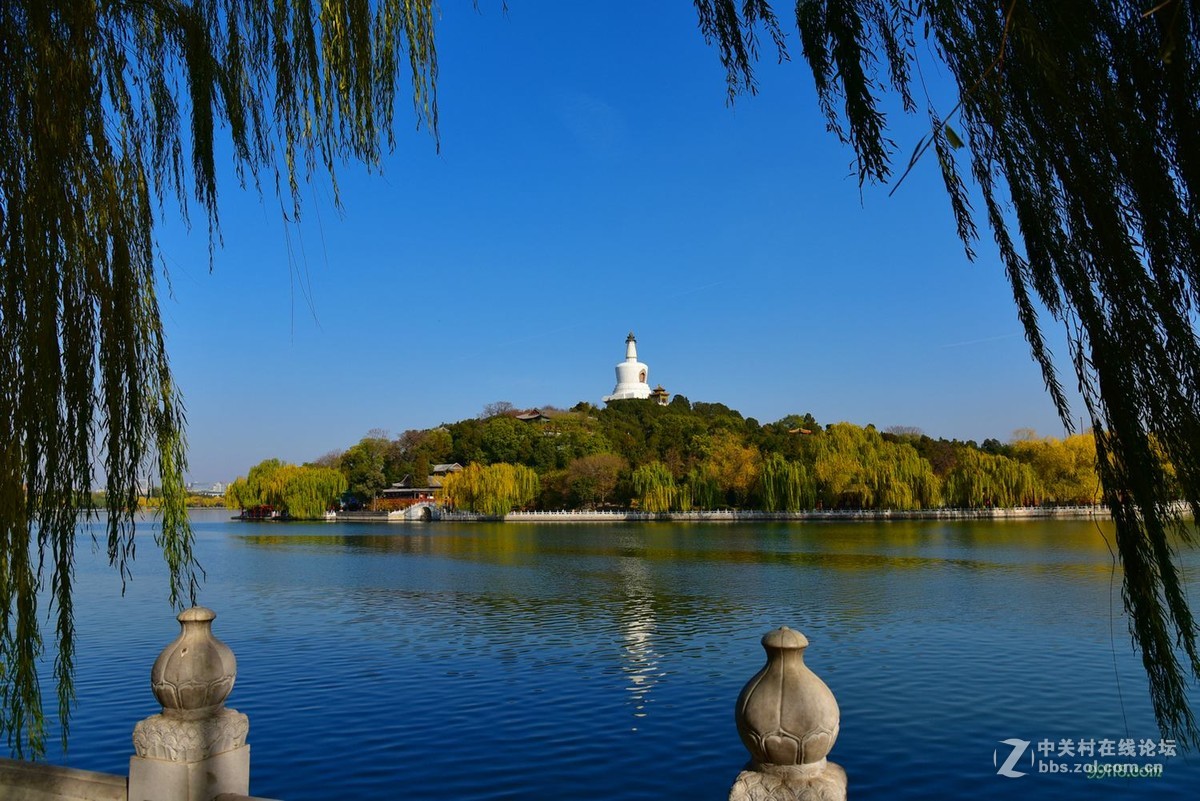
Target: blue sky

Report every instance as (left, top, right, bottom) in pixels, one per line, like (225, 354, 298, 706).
(156, 3, 1079, 482)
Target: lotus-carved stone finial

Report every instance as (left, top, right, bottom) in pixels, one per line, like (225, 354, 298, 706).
(131, 607, 251, 797)
(730, 627, 847, 801)
(150, 606, 237, 719)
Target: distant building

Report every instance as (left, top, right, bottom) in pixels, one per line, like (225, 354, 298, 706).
(379, 464, 463, 505)
(649, 385, 670, 406)
(186, 481, 226, 497)
(603, 332, 655, 403)
(381, 474, 443, 502)
(514, 409, 551, 422)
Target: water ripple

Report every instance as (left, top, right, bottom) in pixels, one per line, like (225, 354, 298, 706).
(34, 513, 1199, 799)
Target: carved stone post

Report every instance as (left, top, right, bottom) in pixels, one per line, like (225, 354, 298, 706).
(730, 627, 847, 801)
(129, 607, 250, 801)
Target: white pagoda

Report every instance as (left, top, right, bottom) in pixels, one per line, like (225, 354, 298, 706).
(603, 332, 653, 403)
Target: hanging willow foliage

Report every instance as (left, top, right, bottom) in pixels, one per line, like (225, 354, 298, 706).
(0, 0, 437, 755)
(695, 0, 1200, 742)
(686, 466, 723, 511)
(224, 459, 346, 520)
(943, 448, 1042, 508)
(809, 423, 939, 509)
(441, 463, 539, 517)
(631, 461, 681, 513)
(1010, 433, 1102, 504)
(759, 453, 815, 512)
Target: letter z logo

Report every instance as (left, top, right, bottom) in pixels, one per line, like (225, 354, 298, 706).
(995, 738, 1033, 778)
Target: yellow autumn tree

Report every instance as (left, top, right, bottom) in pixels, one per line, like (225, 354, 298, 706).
(699, 431, 761, 507)
(441, 463, 539, 517)
(224, 460, 346, 520)
(1011, 433, 1101, 504)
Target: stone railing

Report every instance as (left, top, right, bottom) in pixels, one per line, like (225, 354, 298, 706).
(0, 606, 278, 801)
(506, 505, 1111, 522)
(331, 503, 1117, 524)
(1, 611, 842, 801)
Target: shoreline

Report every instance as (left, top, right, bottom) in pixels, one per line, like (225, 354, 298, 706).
(332, 504, 1115, 524)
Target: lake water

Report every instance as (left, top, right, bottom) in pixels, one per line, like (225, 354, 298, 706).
(40, 511, 1198, 799)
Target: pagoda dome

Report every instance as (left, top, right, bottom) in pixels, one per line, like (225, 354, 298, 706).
(603, 332, 652, 403)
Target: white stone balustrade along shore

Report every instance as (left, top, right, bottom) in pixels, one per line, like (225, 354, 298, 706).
(1, 613, 846, 800)
(130, 606, 253, 801)
(0, 606, 279, 801)
(730, 627, 847, 801)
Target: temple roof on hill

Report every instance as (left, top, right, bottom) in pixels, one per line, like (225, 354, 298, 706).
(387, 474, 443, 491)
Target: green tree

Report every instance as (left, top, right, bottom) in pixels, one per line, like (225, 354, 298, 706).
(566, 453, 626, 508)
(340, 441, 388, 504)
(547, 415, 613, 465)
(0, 0, 437, 754)
(811, 423, 939, 509)
(441, 463, 539, 517)
(420, 428, 455, 466)
(685, 467, 722, 511)
(1011, 433, 1102, 505)
(225, 458, 282, 510)
(225, 460, 346, 520)
(412, 455, 431, 489)
(480, 416, 533, 466)
(445, 417, 485, 466)
(630, 462, 681, 513)
(537, 468, 572, 510)
(699, 431, 761, 507)
(813, 447, 863, 508)
(942, 449, 1040, 508)
(759, 453, 815, 512)
(980, 439, 1011, 458)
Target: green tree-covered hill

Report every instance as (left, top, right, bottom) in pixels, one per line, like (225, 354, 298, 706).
(231, 399, 1113, 516)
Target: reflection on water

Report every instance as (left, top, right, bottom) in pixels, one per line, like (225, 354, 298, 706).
(42, 512, 1198, 800)
(234, 518, 1131, 572)
(618, 557, 661, 729)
